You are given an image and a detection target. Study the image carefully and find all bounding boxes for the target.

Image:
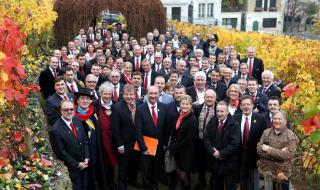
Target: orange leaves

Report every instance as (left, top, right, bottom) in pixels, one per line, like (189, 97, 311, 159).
(300, 113, 320, 135)
(282, 83, 299, 98)
(0, 16, 35, 106)
(40, 158, 53, 168)
(0, 157, 10, 169)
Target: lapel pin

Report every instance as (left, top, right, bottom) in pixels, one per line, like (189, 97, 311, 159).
(254, 120, 257, 123)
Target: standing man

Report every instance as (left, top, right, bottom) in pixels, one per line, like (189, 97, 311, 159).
(111, 85, 142, 190)
(39, 57, 60, 99)
(49, 100, 90, 190)
(234, 95, 268, 190)
(241, 47, 264, 84)
(135, 86, 168, 190)
(186, 71, 213, 104)
(142, 59, 158, 90)
(259, 70, 281, 98)
(203, 101, 240, 190)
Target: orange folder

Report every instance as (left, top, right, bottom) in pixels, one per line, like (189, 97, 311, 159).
(134, 136, 158, 156)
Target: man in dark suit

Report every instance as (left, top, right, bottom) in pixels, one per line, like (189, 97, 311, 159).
(49, 99, 90, 190)
(45, 77, 75, 125)
(111, 85, 142, 190)
(219, 68, 236, 88)
(142, 59, 159, 90)
(163, 45, 176, 63)
(232, 62, 250, 82)
(86, 26, 95, 43)
(234, 95, 268, 190)
(63, 67, 83, 94)
(132, 71, 147, 101)
(131, 45, 144, 72)
(53, 49, 67, 71)
(265, 96, 281, 127)
(259, 70, 281, 98)
(176, 60, 193, 88)
(135, 86, 168, 190)
(158, 57, 172, 81)
(204, 38, 222, 57)
(246, 78, 268, 113)
(151, 53, 163, 73)
(188, 37, 204, 55)
(240, 47, 264, 84)
(204, 101, 241, 190)
(186, 71, 213, 104)
(193, 89, 217, 190)
(109, 70, 124, 103)
(207, 68, 228, 102)
(39, 57, 60, 99)
(90, 64, 107, 90)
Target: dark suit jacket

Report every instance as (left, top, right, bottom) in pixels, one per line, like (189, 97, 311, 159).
(166, 101, 180, 131)
(86, 33, 95, 43)
(96, 76, 108, 90)
(112, 83, 125, 103)
(179, 74, 193, 88)
(39, 67, 59, 99)
(111, 100, 137, 151)
(240, 57, 264, 84)
(142, 70, 158, 87)
(169, 112, 198, 172)
(204, 47, 223, 57)
(207, 82, 228, 102)
(186, 85, 214, 103)
(259, 84, 281, 98)
(131, 55, 145, 72)
(135, 102, 169, 152)
(45, 93, 75, 126)
(219, 79, 237, 88)
(204, 115, 241, 174)
(244, 92, 268, 113)
(49, 117, 89, 170)
(66, 81, 83, 94)
(233, 112, 268, 170)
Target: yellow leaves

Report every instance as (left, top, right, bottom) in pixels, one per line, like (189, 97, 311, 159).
(0, 71, 8, 82)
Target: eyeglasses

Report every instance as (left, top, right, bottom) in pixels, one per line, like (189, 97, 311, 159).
(62, 108, 74, 112)
(111, 76, 119, 78)
(86, 81, 97, 83)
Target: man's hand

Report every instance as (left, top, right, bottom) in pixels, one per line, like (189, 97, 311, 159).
(118, 146, 125, 154)
(78, 162, 88, 170)
(143, 150, 150, 155)
(277, 172, 288, 181)
(213, 148, 221, 159)
(262, 144, 270, 152)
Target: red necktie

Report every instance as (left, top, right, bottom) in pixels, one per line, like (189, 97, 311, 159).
(157, 65, 160, 72)
(218, 120, 224, 133)
(243, 117, 250, 146)
(142, 47, 145, 56)
(144, 73, 148, 89)
(53, 69, 57, 79)
(136, 58, 140, 71)
(251, 95, 255, 102)
(63, 95, 68, 100)
(151, 105, 158, 127)
(70, 84, 76, 93)
(249, 59, 253, 76)
(70, 123, 78, 139)
(113, 86, 119, 102)
(135, 88, 139, 99)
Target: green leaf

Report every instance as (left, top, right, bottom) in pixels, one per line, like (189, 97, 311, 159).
(303, 106, 320, 119)
(310, 130, 320, 143)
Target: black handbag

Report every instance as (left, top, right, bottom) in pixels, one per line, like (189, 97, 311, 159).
(165, 136, 177, 172)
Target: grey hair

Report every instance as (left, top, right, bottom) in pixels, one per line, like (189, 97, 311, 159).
(98, 81, 114, 96)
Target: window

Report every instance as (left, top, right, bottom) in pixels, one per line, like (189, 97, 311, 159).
(198, 3, 205, 18)
(262, 18, 277, 28)
(269, 0, 276, 9)
(172, 7, 181, 21)
(256, 0, 263, 8)
(207, 3, 214, 17)
(222, 18, 238, 29)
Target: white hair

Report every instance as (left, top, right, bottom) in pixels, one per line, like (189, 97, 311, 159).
(194, 71, 207, 81)
(98, 81, 114, 96)
(262, 70, 274, 80)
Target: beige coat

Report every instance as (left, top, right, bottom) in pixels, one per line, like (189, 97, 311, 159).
(257, 128, 298, 178)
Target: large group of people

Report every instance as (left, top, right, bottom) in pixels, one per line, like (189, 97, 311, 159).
(42, 22, 299, 190)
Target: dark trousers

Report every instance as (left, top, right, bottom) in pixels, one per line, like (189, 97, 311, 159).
(239, 152, 259, 190)
(195, 139, 207, 185)
(141, 151, 163, 190)
(273, 179, 289, 190)
(117, 150, 139, 190)
(210, 171, 237, 190)
(69, 168, 88, 190)
(211, 170, 237, 190)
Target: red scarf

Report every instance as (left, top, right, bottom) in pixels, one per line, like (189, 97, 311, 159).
(175, 111, 191, 130)
(229, 99, 240, 108)
(74, 104, 95, 121)
(124, 74, 132, 84)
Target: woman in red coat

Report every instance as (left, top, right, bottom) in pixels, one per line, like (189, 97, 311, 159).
(96, 82, 118, 189)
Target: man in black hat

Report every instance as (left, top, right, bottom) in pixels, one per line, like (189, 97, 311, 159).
(49, 99, 90, 190)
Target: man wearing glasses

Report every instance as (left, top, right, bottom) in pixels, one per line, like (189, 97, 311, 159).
(49, 99, 90, 190)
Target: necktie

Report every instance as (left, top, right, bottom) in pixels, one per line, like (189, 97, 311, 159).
(63, 95, 68, 100)
(53, 69, 57, 79)
(144, 73, 148, 89)
(251, 95, 255, 102)
(113, 86, 119, 102)
(151, 105, 158, 127)
(136, 58, 140, 71)
(218, 120, 224, 133)
(91, 34, 94, 42)
(204, 107, 210, 126)
(142, 47, 145, 56)
(263, 87, 267, 94)
(70, 84, 76, 93)
(249, 59, 253, 76)
(243, 117, 250, 146)
(135, 88, 139, 99)
(70, 123, 78, 139)
(157, 64, 160, 72)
